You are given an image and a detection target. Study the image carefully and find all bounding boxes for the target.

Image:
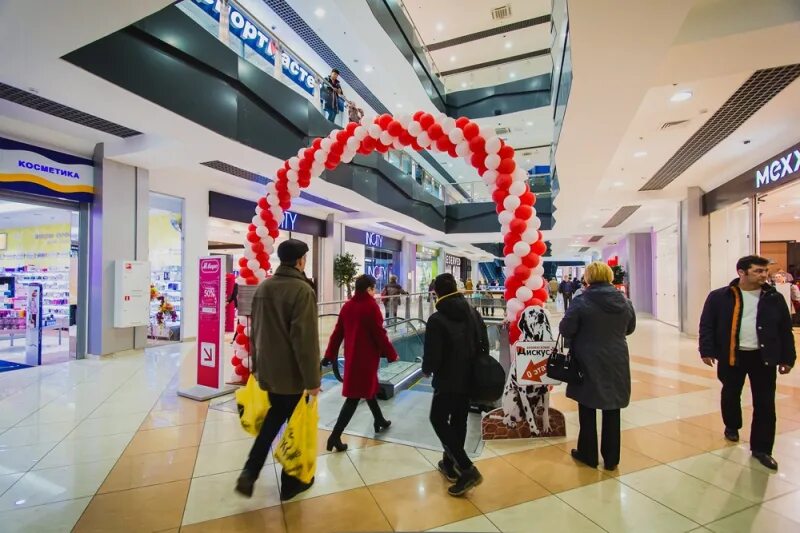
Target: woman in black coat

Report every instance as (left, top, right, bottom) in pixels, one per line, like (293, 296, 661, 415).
(559, 262, 636, 471)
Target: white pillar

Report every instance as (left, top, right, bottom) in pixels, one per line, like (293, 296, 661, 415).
(679, 186, 710, 337)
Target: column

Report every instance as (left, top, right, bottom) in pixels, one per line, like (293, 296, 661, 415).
(679, 186, 710, 337)
(320, 214, 343, 302)
(627, 233, 654, 315)
(87, 144, 149, 355)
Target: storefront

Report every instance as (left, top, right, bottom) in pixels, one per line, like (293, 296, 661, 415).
(345, 227, 402, 291)
(149, 193, 184, 343)
(703, 141, 800, 290)
(445, 253, 469, 283)
(415, 246, 439, 292)
(0, 136, 92, 365)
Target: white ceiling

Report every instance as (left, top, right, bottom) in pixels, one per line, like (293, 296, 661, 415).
(552, 0, 800, 256)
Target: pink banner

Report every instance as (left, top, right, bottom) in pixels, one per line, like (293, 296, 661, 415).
(197, 257, 224, 389)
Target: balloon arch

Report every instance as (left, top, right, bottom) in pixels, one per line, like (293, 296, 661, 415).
(230, 111, 547, 380)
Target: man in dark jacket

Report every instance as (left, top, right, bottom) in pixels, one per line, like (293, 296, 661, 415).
(236, 239, 321, 501)
(559, 276, 574, 310)
(381, 275, 407, 319)
(700, 255, 795, 470)
(423, 273, 487, 497)
(320, 68, 343, 122)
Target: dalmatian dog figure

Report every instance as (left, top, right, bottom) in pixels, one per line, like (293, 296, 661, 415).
(501, 306, 554, 435)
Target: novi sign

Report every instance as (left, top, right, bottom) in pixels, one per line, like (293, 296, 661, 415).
(191, 0, 316, 95)
(756, 149, 800, 188)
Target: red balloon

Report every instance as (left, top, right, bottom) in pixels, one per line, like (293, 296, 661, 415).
(399, 132, 414, 146)
(361, 136, 377, 151)
(239, 267, 253, 279)
(276, 167, 287, 181)
(387, 120, 403, 137)
(269, 227, 280, 239)
(534, 289, 548, 302)
(346, 122, 358, 134)
(246, 232, 259, 244)
(248, 224, 257, 233)
(252, 242, 264, 254)
(259, 209, 271, 221)
(298, 177, 311, 188)
(469, 136, 486, 153)
(503, 244, 513, 257)
(238, 257, 249, 268)
(462, 122, 479, 140)
(312, 138, 323, 149)
(325, 160, 337, 170)
(499, 144, 515, 160)
(298, 168, 310, 181)
(298, 158, 311, 171)
(266, 219, 278, 232)
(231, 355, 242, 366)
(234, 364, 247, 377)
(520, 191, 536, 207)
(419, 113, 435, 129)
(531, 240, 547, 255)
(504, 232, 521, 247)
(496, 174, 513, 190)
(257, 197, 268, 210)
(411, 140, 423, 151)
(256, 252, 268, 263)
(378, 114, 393, 128)
(455, 116, 469, 128)
(507, 276, 522, 293)
(510, 218, 527, 235)
(492, 188, 509, 206)
(515, 205, 533, 220)
(522, 252, 540, 269)
(336, 130, 350, 143)
(504, 288, 515, 301)
(498, 158, 516, 174)
(376, 142, 390, 153)
(329, 142, 344, 156)
(236, 322, 245, 333)
(435, 136, 452, 152)
(509, 323, 521, 342)
(448, 146, 459, 159)
(235, 333, 247, 345)
(413, 111, 424, 121)
(427, 123, 444, 141)
(529, 298, 544, 308)
(514, 265, 531, 280)
(470, 152, 485, 169)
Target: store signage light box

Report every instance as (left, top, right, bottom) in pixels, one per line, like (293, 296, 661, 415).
(756, 149, 800, 188)
(192, 0, 316, 95)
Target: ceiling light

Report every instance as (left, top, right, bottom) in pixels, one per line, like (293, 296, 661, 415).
(505, 42, 512, 49)
(436, 22, 444, 31)
(526, 121, 533, 126)
(461, 82, 467, 88)
(794, 215, 800, 220)
(509, 72, 516, 79)
(396, 103, 403, 109)
(314, 7, 325, 17)
(633, 151, 647, 158)
(450, 55, 456, 62)
(612, 181, 624, 187)
(779, 204, 787, 208)
(670, 90, 693, 102)
(364, 65, 373, 73)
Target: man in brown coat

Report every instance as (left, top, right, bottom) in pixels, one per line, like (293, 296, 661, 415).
(236, 239, 321, 501)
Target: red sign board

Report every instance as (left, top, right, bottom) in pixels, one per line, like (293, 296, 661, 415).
(197, 257, 224, 389)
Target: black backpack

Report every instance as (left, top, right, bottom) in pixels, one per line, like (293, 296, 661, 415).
(466, 309, 506, 403)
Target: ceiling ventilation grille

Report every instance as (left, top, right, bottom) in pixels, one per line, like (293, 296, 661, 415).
(602, 206, 641, 228)
(659, 119, 690, 130)
(641, 63, 800, 191)
(588, 235, 603, 243)
(578, 247, 590, 253)
(201, 160, 268, 185)
(495, 127, 511, 135)
(0, 82, 142, 138)
(491, 5, 512, 20)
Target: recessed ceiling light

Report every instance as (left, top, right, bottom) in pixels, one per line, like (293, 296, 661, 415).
(364, 65, 373, 72)
(794, 215, 800, 220)
(509, 72, 516, 79)
(396, 103, 403, 108)
(461, 82, 467, 88)
(314, 7, 325, 17)
(505, 42, 512, 49)
(633, 151, 647, 158)
(450, 55, 456, 62)
(436, 22, 444, 31)
(670, 90, 693, 102)
(612, 181, 624, 187)
(526, 121, 533, 126)
(779, 204, 787, 208)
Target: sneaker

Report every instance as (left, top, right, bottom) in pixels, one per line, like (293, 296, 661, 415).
(447, 466, 483, 497)
(437, 460, 458, 483)
(752, 452, 779, 471)
(235, 470, 256, 498)
(724, 428, 740, 443)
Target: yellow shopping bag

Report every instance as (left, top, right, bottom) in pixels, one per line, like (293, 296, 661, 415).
(235, 375, 270, 436)
(274, 394, 319, 484)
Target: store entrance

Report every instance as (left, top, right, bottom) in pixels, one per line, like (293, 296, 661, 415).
(0, 197, 79, 368)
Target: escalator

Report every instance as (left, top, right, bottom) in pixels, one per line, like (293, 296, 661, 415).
(319, 317, 427, 399)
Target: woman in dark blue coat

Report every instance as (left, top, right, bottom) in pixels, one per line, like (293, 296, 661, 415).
(559, 262, 636, 471)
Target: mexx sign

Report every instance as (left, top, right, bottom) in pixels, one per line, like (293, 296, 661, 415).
(756, 149, 800, 188)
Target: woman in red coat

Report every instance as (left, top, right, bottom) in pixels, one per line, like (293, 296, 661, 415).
(324, 274, 398, 451)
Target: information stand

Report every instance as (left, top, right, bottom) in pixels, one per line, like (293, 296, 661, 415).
(25, 283, 43, 366)
(178, 257, 237, 401)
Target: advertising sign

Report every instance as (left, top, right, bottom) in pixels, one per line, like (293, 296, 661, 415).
(25, 283, 43, 366)
(191, 0, 316, 95)
(197, 256, 225, 389)
(515, 342, 559, 385)
(113, 261, 150, 328)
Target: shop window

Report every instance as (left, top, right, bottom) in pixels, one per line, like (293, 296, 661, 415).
(149, 193, 184, 343)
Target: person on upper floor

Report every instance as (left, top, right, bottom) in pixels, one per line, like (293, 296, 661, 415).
(699, 255, 796, 471)
(559, 261, 636, 472)
(324, 275, 397, 452)
(320, 68, 343, 123)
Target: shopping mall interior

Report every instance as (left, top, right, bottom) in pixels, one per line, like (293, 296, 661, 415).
(1, 0, 800, 531)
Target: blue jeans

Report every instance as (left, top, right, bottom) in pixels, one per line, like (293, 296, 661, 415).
(324, 108, 337, 122)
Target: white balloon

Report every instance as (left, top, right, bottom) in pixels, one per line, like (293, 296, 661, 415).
(360, 116, 371, 126)
(516, 286, 533, 302)
(506, 298, 524, 316)
(455, 140, 470, 157)
(256, 226, 268, 238)
(236, 276, 246, 285)
(498, 211, 514, 225)
(313, 149, 327, 163)
(441, 117, 456, 134)
(241, 357, 251, 369)
(448, 128, 464, 144)
(341, 151, 356, 164)
(392, 139, 404, 150)
(266, 183, 277, 196)
(408, 121, 422, 136)
(368, 123, 382, 138)
(346, 136, 360, 150)
(485, 136, 502, 154)
(270, 205, 283, 220)
(509, 181, 526, 197)
(266, 194, 279, 206)
(288, 157, 300, 170)
(417, 131, 431, 147)
(287, 169, 299, 182)
(436, 112, 448, 123)
(321, 138, 333, 151)
(247, 259, 260, 271)
(529, 216, 542, 231)
(534, 265, 545, 276)
(265, 244, 275, 255)
(480, 127, 494, 139)
(522, 227, 539, 243)
(397, 114, 411, 127)
(483, 169, 498, 186)
(503, 195, 521, 211)
(251, 214, 262, 226)
(514, 241, 531, 257)
(354, 126, 368, 140)
(288, 182, 301, 198)
(255, 268, 267, 281)
(513, 167, 528, 182)
(380, 131, 394, 145)
(504, 266, 514, 279)
(311, 161, 325, 176)
(500, 223, 510, 235)
(485, 154, 501, 170)
(505, 254, 522, 268)
(527, 275, 544, 290)
(244, 248, 256, 260)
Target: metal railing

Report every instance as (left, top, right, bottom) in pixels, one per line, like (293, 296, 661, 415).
(396, 1, 447, 93)
(443, 175, 553, 205)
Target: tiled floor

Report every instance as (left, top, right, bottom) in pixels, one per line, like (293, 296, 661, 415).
(0, 320, 799, 531)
